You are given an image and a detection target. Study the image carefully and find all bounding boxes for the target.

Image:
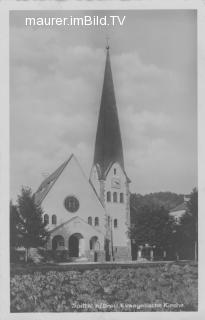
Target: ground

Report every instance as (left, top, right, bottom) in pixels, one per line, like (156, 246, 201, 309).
(10, 261, 197, 312)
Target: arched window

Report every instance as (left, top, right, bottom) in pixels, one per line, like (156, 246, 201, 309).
(44, 214, 49, 224)
(107, 191, 111, 202)
(52, 235, 65, 250)
(114, 168, 117, 175)
(90, 236, 98, 250)
(114, 219, 118, 228)
(52, 214, 57, 225)
(113, 192, 117, 203)
(95, 217, 99, 226)
(88, 216, 92, 225)
(120, 193, 124, 203)
(108, 216, 110, 226)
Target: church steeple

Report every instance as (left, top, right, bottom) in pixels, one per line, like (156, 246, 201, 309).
(93, 46, 124, 179)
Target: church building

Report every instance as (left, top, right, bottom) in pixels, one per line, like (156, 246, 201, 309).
(35, 46, 132, 262)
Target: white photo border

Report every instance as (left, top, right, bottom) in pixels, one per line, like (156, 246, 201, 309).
(0, 0, 204, 319)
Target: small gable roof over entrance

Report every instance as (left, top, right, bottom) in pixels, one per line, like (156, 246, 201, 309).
(50, 215, 104, 236)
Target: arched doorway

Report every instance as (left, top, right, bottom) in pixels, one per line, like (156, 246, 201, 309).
(68, 233, 84, 257)
(52, 235, 65, 250)
(90, 236, 100, 262)
(89, 236, 99, 250)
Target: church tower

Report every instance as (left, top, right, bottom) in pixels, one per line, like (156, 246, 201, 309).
(90, 46, 132, 261)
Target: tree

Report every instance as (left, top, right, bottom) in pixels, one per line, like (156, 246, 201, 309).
(130, 204, 176, 260)
(17, 187, 49, 262)
(179, 188, 198, 260)
(130, 192, 184, 212)
(10, 201, 21, 262)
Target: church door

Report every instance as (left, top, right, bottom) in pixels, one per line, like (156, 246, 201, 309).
(69, 235, 79, 257)
(105, 238, 111, 261)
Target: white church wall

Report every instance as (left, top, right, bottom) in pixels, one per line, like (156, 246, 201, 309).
(40, 155, 106, 237)
(47, 216, 104, 253)
(89, 165, 100, 196)
(104, 162, 130, 247)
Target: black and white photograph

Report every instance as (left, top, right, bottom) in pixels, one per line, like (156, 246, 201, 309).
(7, 6, 198, 314)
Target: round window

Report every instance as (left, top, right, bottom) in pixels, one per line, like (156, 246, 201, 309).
(64, 196, 79, 213)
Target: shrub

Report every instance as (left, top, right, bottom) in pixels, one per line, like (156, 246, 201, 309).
(10, 262, 197, 312)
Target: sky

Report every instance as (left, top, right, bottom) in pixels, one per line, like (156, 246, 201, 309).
(10, 10, 197, 201)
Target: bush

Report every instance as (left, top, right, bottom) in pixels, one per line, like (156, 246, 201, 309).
(10, 262, 197, 312)
(10, 248, 25, 263)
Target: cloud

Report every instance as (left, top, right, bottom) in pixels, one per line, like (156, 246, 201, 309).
(10, 22, 197, 200)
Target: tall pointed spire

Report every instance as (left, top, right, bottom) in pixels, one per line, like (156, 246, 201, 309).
(93, 46, 124, 178)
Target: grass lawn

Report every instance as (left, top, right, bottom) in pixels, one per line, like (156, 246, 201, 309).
(10, 261, 197, 312)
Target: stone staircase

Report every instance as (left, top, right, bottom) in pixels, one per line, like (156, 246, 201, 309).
(70, 256, 88, 263)
(29, 248, 44, 264)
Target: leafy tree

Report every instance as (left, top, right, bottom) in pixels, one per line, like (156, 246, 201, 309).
(130, 204, 176, 260)
(17, 187, 49, 262)
(179, 188, 198, 260)
(130, 192, 184, 213)
(10, 201, 20, 249)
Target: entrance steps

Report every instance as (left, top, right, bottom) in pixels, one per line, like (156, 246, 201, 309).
(29, 248, 44, 264)
(70, 256, 88, 263)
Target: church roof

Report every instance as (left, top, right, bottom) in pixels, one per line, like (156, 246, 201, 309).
(35, 155, 73, 205)
(49, 215, 105, 235)
(93, 47, 124, 179)
(169, 202, 187, 213)
(104, 160, 131, 183)
(35, 154, 104, 206)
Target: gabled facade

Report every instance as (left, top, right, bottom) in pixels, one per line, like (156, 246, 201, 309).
(35, 154, 107, 261)
(35, 46, 132, 261)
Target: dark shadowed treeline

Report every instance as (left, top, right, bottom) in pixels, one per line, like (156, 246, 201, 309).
(130, 189, 198, 261)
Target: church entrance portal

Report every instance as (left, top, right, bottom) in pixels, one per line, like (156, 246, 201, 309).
(68, 233, 84, 257)
(52, 235, 65, 250)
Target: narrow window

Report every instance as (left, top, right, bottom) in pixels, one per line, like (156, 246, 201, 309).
(108, 216, 110, 227)
(95, 217, 99, 226)
(114, 219, 118, 228)
(90, 239, 92, 250)
(88, 216, 92, 225)
(107, 191, 111, 202)
(114, 168, 117, 175)
(120, 193, 124, 203)
(52, 214, 57, 225)
(44, 214, 49, 224)
(113, 192, 117, 203)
